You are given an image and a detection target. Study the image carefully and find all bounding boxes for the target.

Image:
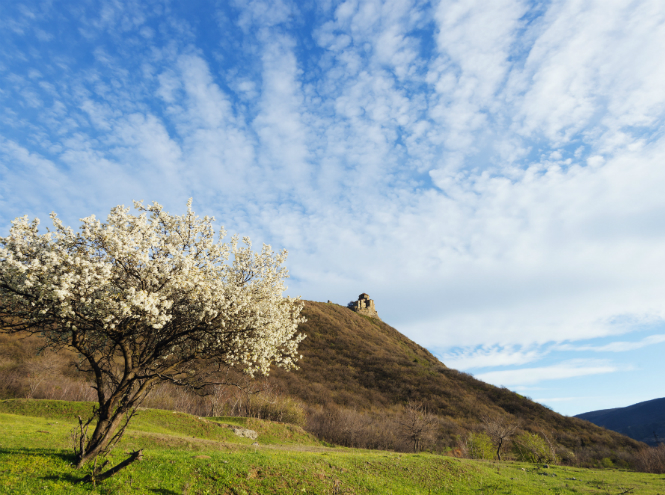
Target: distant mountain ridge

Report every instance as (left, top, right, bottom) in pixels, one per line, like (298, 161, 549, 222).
(576, 397, 665, 446)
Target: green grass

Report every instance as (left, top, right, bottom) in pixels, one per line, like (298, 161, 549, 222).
(1, 400, 664, 494)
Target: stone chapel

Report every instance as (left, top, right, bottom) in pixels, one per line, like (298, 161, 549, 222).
(349, 293, 381, 320)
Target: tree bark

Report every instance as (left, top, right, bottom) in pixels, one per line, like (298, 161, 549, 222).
(75, 407, 129, 468)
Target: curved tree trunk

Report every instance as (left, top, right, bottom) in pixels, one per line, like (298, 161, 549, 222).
(75, 413, 127, 468)
(73, 405, 145, 482)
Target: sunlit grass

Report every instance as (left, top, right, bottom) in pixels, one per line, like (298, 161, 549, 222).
(0, 399, 663, 494)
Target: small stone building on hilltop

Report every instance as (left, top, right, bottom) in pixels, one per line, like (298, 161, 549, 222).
(349, 293, 381, 320)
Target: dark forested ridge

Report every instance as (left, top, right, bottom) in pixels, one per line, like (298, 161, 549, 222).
(268, 301, 643, 455)
(576, 397, 665, 446)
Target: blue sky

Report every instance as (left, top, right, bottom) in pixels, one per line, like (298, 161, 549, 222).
(2, 0, 665, 416)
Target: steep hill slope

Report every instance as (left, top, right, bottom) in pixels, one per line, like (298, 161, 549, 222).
(576, 397, 665, 446)
(269, 301, 643, 455)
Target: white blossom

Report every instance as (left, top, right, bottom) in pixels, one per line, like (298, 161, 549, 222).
(0, 200, 305, 377)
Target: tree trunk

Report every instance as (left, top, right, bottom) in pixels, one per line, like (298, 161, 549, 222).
(496, 438, 503, 461)
(75, 409, 128, 468)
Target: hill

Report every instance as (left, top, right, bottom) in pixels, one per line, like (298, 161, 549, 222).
(0, 299, 646, 465)
(267, 301, 644, 460)
(576, 397, 665, 446)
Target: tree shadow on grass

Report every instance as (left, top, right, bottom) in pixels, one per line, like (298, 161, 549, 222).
(0, 446, 76, 463)
(3, 447, 181, 493)
(0, 447, 86, 484)
(41, 472, 85, 483)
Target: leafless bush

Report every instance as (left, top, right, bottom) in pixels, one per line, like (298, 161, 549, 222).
(306, 403, 454, 453)
(25, 359, 58, 399)
(245, 393, 306, 426)
(398, 401, 437, 453)
(307, 405, 401, 450)
(634, 444, 665, 473)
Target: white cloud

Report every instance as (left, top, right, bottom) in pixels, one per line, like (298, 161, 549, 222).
(433, 0, 526, 103)
(559, 334, 665, 353)
(440, 345, 546, 370)
(426, 0, 527, 168)
(475, 360, 620, 387)
(253, 34, 311, 194)
(510, 0, 665, 149)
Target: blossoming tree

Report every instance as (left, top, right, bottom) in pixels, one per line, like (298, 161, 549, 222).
(0, 200, 305, 480)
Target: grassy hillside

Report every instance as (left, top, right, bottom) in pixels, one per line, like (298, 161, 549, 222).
(0, 399, 321, 447)
(1, 399, 663, 494)
(268, 301, 643, 458)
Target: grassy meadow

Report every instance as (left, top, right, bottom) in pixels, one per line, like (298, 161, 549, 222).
(1, 400, 664, 494)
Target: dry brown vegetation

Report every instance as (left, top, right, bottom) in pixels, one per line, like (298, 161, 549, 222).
(1, 300, 659, 470)
(633, 444, 665, 473)
(0, 333, 305, 425)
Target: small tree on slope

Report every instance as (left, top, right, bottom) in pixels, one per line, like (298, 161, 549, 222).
(482, 414, 521, 461)
(0, 200, 305, 480)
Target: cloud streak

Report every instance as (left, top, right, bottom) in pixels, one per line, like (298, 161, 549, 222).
(559, 334, 665, 353)
(475, 360, 621, 387)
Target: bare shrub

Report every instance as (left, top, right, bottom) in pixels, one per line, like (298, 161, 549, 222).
(398, 401, 437, 453)
(246, 393, 306, 426)
(634, 444, 665, 474)
(306, 402, 456, 453)
(306, 405, 401, 450)
(24, 358, 58, 399)
(555, 445, 577, 465)
(0, 370, 24, 399)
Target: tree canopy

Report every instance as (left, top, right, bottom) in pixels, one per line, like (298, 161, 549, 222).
(0, 200, 305, 480)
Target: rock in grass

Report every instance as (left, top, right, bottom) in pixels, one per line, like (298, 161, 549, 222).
(230, 426, 258, 440)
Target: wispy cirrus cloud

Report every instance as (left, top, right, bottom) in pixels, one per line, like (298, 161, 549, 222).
(440, 344, 547, 370)
(475, 360, 622, 387)
(558, 334, 665, 353)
